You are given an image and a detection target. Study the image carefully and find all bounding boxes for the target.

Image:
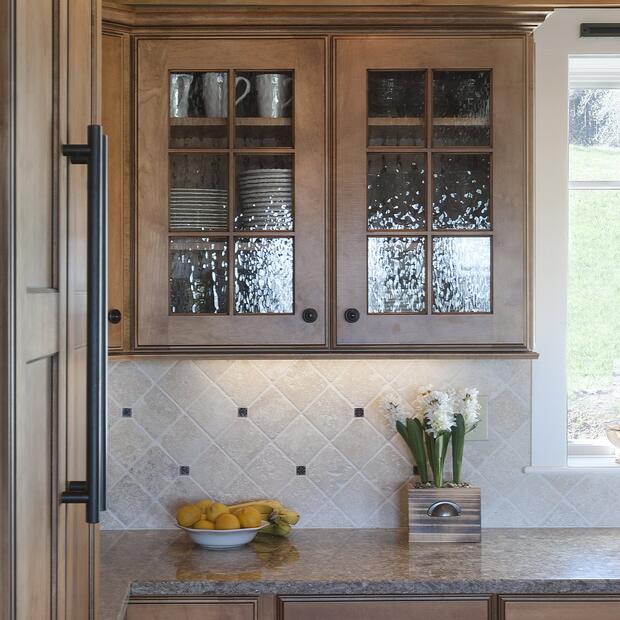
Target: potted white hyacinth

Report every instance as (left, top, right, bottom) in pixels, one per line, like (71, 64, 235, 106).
(383, 386, 482, 543)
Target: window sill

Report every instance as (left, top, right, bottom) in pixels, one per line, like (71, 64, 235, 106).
(525, 455, 620, 474)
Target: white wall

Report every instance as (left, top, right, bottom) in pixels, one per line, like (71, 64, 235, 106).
(532, 9, 620, 469)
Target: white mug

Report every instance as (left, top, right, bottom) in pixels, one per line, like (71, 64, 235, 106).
(202, 73, 251, 118)
(169, 73, 194, 118)
(255, 73, 293, 118)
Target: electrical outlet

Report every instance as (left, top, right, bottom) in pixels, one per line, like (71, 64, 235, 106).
(466, 395, 489, 441)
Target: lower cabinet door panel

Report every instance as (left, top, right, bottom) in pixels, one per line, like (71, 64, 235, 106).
(126, 601, 257, 620)
(280, 596, 490, 620)
(502, 597, 620, 620)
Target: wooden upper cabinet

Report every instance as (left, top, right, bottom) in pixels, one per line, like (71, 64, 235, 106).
(103, 31, 129, 350)
(136, 38, 326, 349)
(335, 36, 530, 350)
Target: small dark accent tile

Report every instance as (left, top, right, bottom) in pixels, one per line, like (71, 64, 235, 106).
(413, 465, 419, 476)
(296, 466, 306, 476)
(354, 408, 365, 417)
(179, 466, 190, 476)
(122, 407, 132, 418)
(238, 407, 248, 418)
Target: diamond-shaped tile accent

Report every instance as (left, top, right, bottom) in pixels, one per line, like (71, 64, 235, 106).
(160, 415, 211, 465)
(251, 387, 299, 439)
(130, 446, 178, 496)
(333, 361, 386, 407)
(186, 382, 237, 439)
(332, 419, 385, 469)
(303, 387, 351, 440)
(247, 444, 295, 497)
(279, 476, 328, 522)
(107, 475, 152, 526)
(133, 501, 176, 529)
(308, 445, 356, 496)
(158, 361, 211, 410)
(275, 416, 326, 464)
(362, 444, 412, 498)
(108, 419, 153, 469)
(216, 360, 270, 404)
(215, 418, 269, 468)
(191, 443, 242, 499)
(488, 388, 529, 435)
(135, 359, 177, 383)
(333, 473, 385, 527)
(108, 361, 152, 406)
(276, 361, 328, 410)
(132, 386, 182, 440)
(158, 476, 206, 515)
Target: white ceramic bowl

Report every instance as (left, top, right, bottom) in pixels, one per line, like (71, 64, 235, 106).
(179, 521, 269, 550)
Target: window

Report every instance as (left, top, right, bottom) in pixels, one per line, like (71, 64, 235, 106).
(567, 56, 620, 461)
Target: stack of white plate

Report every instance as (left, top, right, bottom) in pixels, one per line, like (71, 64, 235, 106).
(237, 169, 293, 230)
(170, 188, 228, 231)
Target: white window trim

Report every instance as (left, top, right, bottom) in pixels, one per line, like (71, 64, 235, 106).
(529, 9, 620, 473)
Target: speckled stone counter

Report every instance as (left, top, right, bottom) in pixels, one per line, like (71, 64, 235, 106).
(101, 528, 620, 620)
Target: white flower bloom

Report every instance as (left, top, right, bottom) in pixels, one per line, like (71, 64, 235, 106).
(454, 387, 481, 431)
(381, 392, 412, 427)
(415, 389, 455, 436)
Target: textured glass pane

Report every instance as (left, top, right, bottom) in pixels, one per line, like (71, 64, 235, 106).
(235, 71, 293, 147)
(367, 154, 425, 230)
(235, 155, 293, 231)
(169, 154, 228, 231)
(567, 190, 620, 441)
(368, 237, 426, 313)
(569, 87, 620, 182)
(432, 154, 491, 230)
(169, 72, 228, 148)
(432, 237, 491, 313)
(432, 71, 490, 146)
(169, 238, 228, 314)
(235, 237, 294, 314)
(368, 71, 426, 147)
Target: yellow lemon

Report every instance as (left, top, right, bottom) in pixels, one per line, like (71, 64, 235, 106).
(193, 519, 215, 530)
(205, 502, 229, 522)
(215, 513, 241, 530)
(195, 498, 214, 513)
(176, 504, 201, 528)
(237, 506, 262, 529)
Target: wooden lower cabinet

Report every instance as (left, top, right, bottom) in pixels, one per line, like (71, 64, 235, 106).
(500, 596, 620, 620)
(126, 599, 257, 620)
(279, 596, 491, 620)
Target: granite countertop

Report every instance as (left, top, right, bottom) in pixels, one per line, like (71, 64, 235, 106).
(101, 528, 620, 620)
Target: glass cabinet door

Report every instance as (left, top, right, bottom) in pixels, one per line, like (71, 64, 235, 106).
(336, 37, 529, 349)
(137, 39, 326, 348)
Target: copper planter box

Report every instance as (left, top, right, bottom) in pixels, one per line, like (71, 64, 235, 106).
(408, 484, 481, 543)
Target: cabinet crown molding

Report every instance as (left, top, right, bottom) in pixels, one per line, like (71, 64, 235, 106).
(102, 1, 551, 32)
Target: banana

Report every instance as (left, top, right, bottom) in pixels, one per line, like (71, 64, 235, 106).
(276, 508, 300, 526)
(227, 499, 299, 529)
(259, 521, 292, 537)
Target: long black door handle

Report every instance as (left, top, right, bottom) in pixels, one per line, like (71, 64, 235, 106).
(61, 125, 108, 524)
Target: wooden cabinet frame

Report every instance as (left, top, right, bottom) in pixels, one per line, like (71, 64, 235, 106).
(103, 4, 542, 356)
(499, 595, 620, 620)
(136, 37, 327, 349)
(334, 36, 530, 349)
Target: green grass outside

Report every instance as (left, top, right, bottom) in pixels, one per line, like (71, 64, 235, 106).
(567, 145, 620, 394)
(570, 144, 620, 182)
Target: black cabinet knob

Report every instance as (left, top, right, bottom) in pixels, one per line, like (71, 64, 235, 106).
(302, 308, 318, 323)
(108, 309, 122, 324)
(344, 308, 360, 323)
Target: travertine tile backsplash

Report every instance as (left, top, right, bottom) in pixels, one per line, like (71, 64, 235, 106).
(103, 358, 620, 530)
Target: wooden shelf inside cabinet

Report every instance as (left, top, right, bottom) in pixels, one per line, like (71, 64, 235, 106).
(235, 117, 292, 126)
(433, 117, 489, 126)
(169, 117, 227, 126)
(367, 117, 489, 127)
(368, 117, 424, 126)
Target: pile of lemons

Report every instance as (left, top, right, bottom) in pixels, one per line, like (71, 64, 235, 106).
(176, 499, 262, 531)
